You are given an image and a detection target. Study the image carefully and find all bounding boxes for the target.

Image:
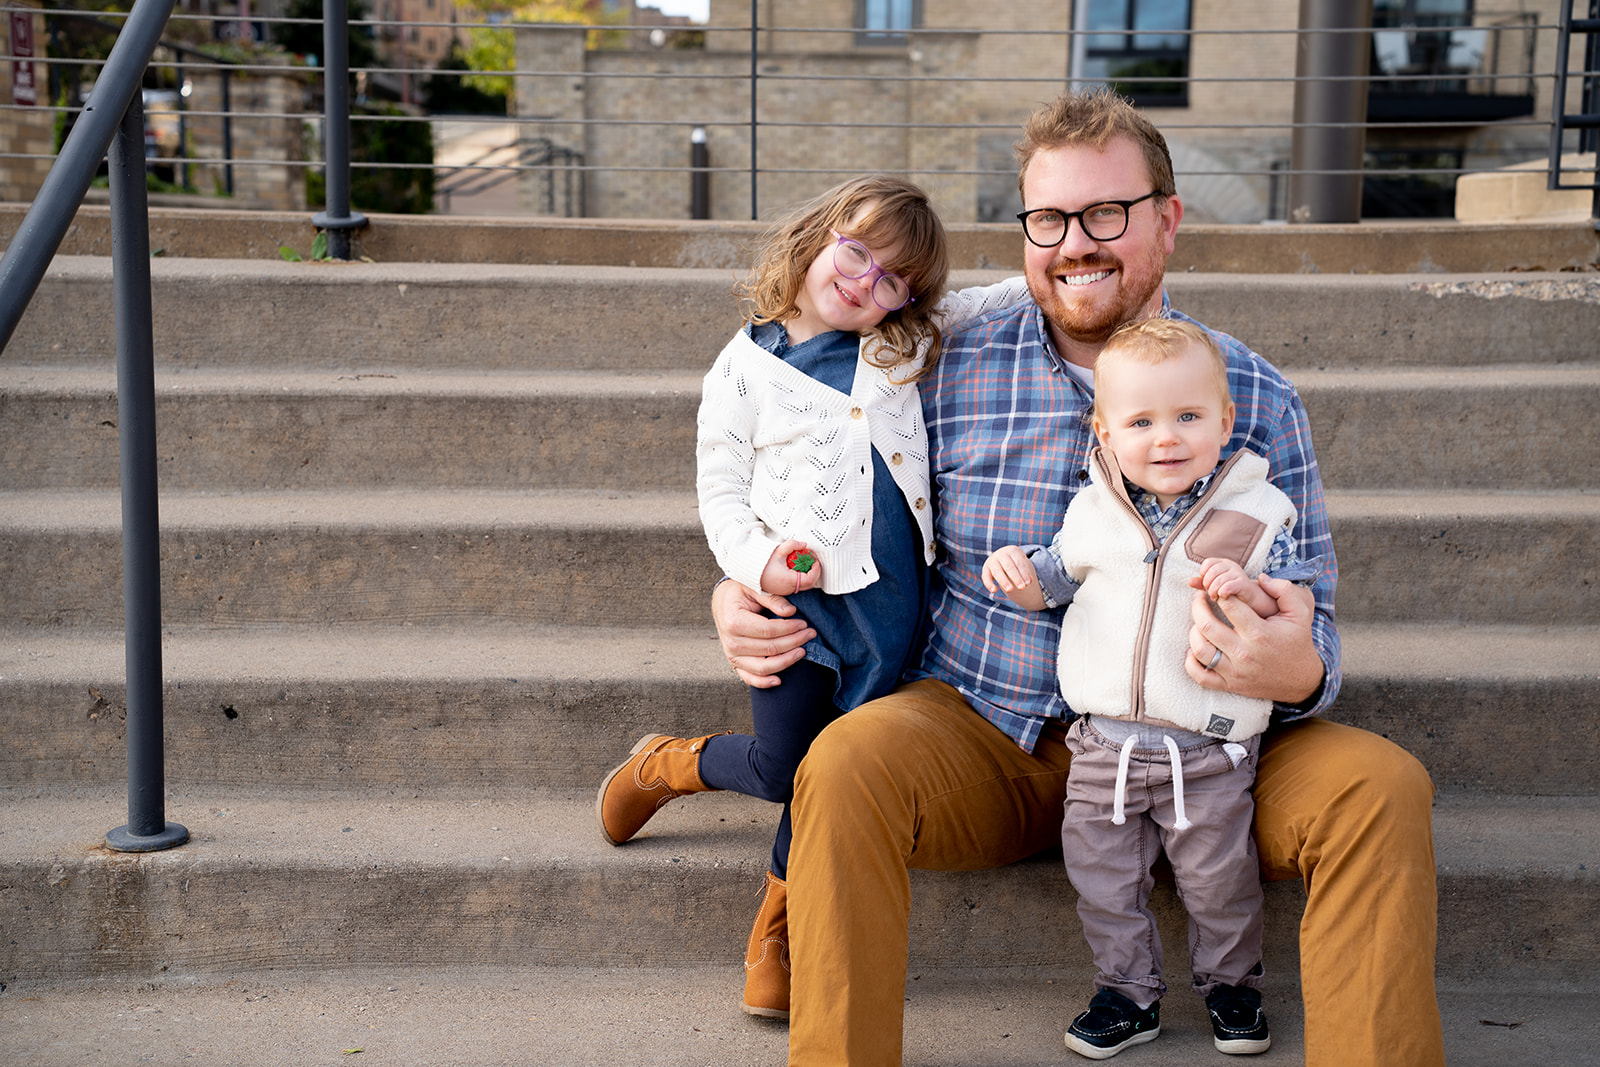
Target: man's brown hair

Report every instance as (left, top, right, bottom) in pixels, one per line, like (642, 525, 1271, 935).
(1014, 88, 1176, 200)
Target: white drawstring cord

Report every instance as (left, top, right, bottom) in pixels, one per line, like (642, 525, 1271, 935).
(1111, 734, 1137, 825)
(1163, 734, 1192, 830)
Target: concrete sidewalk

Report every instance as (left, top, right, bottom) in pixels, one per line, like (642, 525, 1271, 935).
(2, 968, 1587, 1066)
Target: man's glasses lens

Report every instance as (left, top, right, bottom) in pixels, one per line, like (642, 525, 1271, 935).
(1021, 203, 1131, 245)
(834, 237, 912, 311)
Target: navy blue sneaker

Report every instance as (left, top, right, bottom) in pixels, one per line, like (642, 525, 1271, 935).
(1206, 984, 1272, 1054)
(1064, 988, 1161, 1059)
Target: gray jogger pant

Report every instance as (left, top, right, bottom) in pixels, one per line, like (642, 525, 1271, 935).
(1061, 716, 1265, 1006)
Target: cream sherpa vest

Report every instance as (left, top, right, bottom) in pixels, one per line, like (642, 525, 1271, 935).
(1054, 446, 1297, 742)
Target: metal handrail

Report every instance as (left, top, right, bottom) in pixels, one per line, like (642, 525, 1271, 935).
(1549, 0, 1600, 222)
(0, 0, 189, 853)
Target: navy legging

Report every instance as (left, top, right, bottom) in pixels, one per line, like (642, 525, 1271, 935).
(696, 658, 842, 879)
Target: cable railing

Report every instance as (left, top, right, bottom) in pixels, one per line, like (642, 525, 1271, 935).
(0, 0, 1597, 858)
(4, 4, 1596, 227)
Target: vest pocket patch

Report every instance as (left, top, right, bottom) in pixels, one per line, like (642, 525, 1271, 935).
(1185, 508, 1267, 567)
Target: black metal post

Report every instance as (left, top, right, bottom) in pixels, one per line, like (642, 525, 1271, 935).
(0, 0, 177, 352)
(691, 126, 710, 219)
(1590, 0, 1600, 223)
(1287, 0, 1374, 223)
(221, 68, 235, 196)
(1585, 0, 1600, 156)
(314, 0, 367, 260)
(175, 59, 190, 191)
(105, 95, 188, 854)
(749, 0, 758, 220)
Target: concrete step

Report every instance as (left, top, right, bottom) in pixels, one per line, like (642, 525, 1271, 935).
(0, 368, 703, 492)
(7, 202, 1597, 273)
(0, 788, 1593, 988)
(5, 363, 1599, 493)
(1289, 363, 1600, 491)
(0, 624, 1595, 797)
(2, 490, 1597, 628)
(9, 258, 1599, 371)
(2, 968, 1589, 1067)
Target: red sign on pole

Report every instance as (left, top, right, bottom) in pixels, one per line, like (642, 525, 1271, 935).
(11, 10, 38, 106)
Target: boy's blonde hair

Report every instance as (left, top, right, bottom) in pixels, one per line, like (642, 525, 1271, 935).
(736, 175, 951, 383)
(1014, 88, 1177, 202)
(1092, 318, 1232, 421)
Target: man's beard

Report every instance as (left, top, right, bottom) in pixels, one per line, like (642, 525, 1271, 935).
(1027, 247, 1166, 346)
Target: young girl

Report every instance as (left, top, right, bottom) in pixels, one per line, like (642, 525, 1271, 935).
(595, 175, 1026, 1021)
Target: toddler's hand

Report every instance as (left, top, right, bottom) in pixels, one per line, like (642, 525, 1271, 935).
(982, 545, 1037, 598)
(1194, 557, 1252, 602)
(762, 540, 822, 596)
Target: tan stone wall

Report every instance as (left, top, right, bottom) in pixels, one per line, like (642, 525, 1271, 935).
(181, 62, 309, 212)
(523, 0, 1573, 223)
(1, 3, 54, 203)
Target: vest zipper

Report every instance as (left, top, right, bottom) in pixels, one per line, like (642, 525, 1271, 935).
(1098, 448, 1251, 723)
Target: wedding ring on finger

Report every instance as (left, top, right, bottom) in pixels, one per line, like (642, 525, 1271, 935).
(1206, 647, 1223, 671)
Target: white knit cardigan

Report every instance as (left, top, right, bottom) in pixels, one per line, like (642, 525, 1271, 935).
(696, 278, 1029, 596)
(1053, 447, 1297, 742)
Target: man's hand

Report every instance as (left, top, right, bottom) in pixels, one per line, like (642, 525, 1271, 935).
(1185, 576, 1323, 704)
(711, 578, 816, 688)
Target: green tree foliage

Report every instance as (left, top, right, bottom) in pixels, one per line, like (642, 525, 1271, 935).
(272, 0, 378, 71)
(452, 0, 623, 104)
(423, 48, 507, 114)
(307, 104, 436, 214)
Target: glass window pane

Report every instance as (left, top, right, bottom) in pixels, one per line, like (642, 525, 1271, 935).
(862, 0, 913, 31)
(1132, 0, 1187, 50)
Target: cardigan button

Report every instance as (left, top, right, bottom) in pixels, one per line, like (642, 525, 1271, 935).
(890, 452, 903, 465)
(849, 406, 864, 419)
(914, 497, 926, 510)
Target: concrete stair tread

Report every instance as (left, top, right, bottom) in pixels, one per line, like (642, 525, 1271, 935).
(0, 365, 707, 395)
(1, 621, 1595, 685)
(3, 785, 1593, 873)
(3, 486, 1598, 529)
(0, 622, 726, 684)
(0, 487, 701, 531)
(0, 968, 1590, 1067)
(14, 256, 1600, 372)
(1, 788, 1594, 997)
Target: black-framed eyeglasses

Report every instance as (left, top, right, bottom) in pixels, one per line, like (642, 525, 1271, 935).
(830, 230, 915, 312)
(1016, 190, 1162, 247)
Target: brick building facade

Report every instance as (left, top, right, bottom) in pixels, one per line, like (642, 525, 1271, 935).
(516, 0, 1567, 223)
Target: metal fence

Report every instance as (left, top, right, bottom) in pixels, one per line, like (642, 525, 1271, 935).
(3, 4, 1598, 225)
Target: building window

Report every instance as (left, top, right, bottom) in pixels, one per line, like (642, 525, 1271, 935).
(856, 0, 919, 46)
(1081, 0, 1191, 108)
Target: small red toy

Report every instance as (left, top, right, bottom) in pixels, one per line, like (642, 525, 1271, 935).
(786, 548, 816, 574)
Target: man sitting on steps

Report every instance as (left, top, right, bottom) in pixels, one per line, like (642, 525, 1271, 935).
(711, 88, 1446, 1067)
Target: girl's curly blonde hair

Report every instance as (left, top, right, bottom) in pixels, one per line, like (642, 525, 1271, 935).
(735, 175, 951, 383)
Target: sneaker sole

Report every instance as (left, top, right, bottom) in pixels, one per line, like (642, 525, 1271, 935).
(594, 733, 672, 845)
(1215, 1034, 1272, 1055)
(1064, 1026, 1159, 1060)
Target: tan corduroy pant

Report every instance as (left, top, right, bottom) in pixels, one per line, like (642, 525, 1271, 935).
(787, 679, 1443, 1067)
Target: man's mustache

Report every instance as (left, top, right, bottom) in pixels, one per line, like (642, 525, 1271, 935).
(1046, 252, 1119, 275)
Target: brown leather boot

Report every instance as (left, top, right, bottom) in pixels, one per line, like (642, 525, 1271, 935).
(595, 733, 721, 845)
(741, 871, 791, 1020)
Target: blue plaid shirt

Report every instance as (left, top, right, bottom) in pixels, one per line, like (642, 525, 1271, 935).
(908, 295, 1341, 753)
